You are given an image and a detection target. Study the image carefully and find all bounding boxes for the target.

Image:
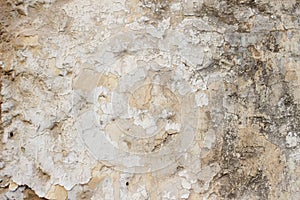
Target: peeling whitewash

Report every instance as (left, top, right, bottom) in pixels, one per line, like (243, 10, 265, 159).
(1, 0, 300, 199)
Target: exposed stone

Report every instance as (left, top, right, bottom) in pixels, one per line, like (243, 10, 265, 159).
(45, 185, 68, 200)
(1, 0, 300, 199)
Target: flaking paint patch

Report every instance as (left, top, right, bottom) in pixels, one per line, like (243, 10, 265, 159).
(1, 0, 300, 199)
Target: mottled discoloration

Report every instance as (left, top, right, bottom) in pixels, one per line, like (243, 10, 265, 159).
(1, 0, 300, 199)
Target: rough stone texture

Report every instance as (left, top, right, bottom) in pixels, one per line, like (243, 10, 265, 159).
(0, 0, 300, 199)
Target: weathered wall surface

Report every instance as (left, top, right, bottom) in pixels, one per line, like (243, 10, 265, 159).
(0, 0, 300, 199)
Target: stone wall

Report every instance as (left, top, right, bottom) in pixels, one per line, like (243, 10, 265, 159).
(1, 0, 300, 199)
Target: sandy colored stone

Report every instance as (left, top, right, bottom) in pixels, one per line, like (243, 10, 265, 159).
(8, 181, 18, 191)
(1, 0, 300, 199)
(45, 185, 68, 200)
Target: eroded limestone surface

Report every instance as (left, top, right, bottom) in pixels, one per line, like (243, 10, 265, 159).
(1, 0, 300, 199)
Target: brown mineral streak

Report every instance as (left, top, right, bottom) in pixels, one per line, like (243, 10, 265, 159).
(0, 0, 12, 151)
